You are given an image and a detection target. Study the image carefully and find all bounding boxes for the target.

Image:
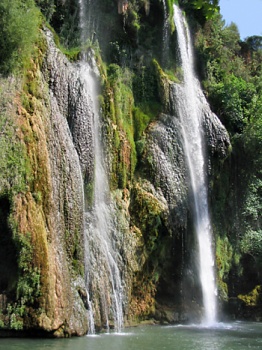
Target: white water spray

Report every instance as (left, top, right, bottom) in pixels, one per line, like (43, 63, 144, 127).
(162, 0, 169, 64)
(79, 0, 94, 45)
(173, 4, 217, 325)
(78, 0, 124, 333)
(81, 63, 124, 332)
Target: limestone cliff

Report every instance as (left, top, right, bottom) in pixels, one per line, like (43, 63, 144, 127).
(0, 28, 94, 336)
(0, 25, 230, 333)
(1, 0, 260, 337)
(128, 74, 230, 321)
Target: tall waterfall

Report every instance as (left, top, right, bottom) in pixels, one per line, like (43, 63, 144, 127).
(162, 0, 169, 65)
(173, 4, 217, 325)
(78, 0, 124, 333)
(81, 63, 124, 333)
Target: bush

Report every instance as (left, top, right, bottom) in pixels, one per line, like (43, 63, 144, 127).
(0, 0, 41, 74)
(0, 114, 30, 194)
(208, 75, 256, 134)
(240, 230, 262, 258)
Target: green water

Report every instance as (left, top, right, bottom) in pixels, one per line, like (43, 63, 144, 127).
(0, 322, 261, 350)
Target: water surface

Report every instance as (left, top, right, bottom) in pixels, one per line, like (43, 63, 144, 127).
(0, 322, 261, 350)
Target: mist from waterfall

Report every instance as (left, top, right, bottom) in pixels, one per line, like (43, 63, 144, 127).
(78, 0, 124, 333)
(173, 4, 217, 325)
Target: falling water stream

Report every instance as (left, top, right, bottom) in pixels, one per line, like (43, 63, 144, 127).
(162, 0, 169, 65)
(78, 0, 124, 333)
(173, 4, 217, 325)
(80, 61, 124, 334)
(78, 0, 216, 332)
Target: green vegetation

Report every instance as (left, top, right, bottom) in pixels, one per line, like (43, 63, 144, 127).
(207, 75, 256, 134)
(35, 0, 55, 22)
(0, 117, 31, 194)
(103, 56, 165, 189)
(0, 0, 261, 328)
(37, 0, 80, 47)
(132, 182, 165, 253)
(195, 10, 262, 302)
(130, 181, 170, 318)
(2, 232, 41, 330)
(0, 0, 41, 75)
(191, 0, 219, 19)
(240, 230, 262, 261)
(238, 285, 262, 306)
(133, 107, 152, 141)
(103, 64, 137, 189)
(0, 8, 46, 327)
(15, 232, 41, 304)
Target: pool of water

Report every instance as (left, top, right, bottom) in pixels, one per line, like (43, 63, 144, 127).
(0, 322, 261, 350)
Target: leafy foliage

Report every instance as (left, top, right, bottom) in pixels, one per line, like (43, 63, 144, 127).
(179, 0, 219, 23)
(0, 0, 41, 74)
(2, 231, 42, 330)
(191, 0, 219, 19)
(104, 64, 137, 188)
(208, 75, 256, 133)
(133, 107, 152, 141)
(15, 232, 41, 304)
(196, 14, 245, 82)
(238, 285, 262, 306)
(240, 230, 262, 258)
(0, 111, 31, 195)
(196, 11, 262, 297)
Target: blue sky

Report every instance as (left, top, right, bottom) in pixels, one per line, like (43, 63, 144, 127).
(219, 0, 262, 39)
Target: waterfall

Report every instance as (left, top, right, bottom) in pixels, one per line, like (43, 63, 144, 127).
(78, 0, 124, 333)
(81, 63, 124, 332)
(162, 0, 169, 65)
(79, 0, 95, 45)
(173, 4, 217, 325)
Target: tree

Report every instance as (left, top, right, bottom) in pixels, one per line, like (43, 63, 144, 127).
(179, 0, 219, 22)
(192, 0, 219, 19)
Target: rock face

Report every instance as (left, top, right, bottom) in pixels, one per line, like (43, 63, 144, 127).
(32, 29, 97, 336)
(144, 113, 188, 227)
(43, 28, 95, 184)
(0, 28, 97, 336)
(1, 0, 261, 332)
(31, 28, 97, 336)
(142, 77, 230, 235)
(129, 77, 230, 321)
(0, 26, 231, 334)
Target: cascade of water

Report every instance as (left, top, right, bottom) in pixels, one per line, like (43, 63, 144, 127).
(162, 0, 169, 65)
(80, 63, 124, 333)
(173, 4, 217, 325)
(79, 0, 95, 45)
(76, 148, 96, 335)
(78, 0, 124, 333)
